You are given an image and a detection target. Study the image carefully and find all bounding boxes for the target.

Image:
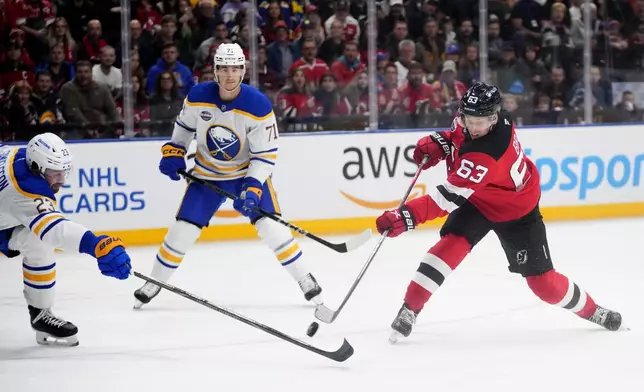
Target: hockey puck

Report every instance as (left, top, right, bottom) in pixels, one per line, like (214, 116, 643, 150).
(306, 321, 319, 337)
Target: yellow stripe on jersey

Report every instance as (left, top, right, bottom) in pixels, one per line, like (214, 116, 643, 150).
(194, 165, 246, 180)
(32, 213, 65, 236)
(195, 153, 250, 172)
(232, 109, 274, 122)
(250, 153, 277, 161)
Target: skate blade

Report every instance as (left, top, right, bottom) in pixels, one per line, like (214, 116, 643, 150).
(389, 331, 402, 344)
(133, 300, 145, 310)
(314, 304, 335, 324)
(36, 332, 79, 347)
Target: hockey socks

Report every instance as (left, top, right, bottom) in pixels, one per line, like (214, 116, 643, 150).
(405, 234, 472, 312)
(527, 269, 597, 319)
(255, 218, 307, 282)
(152, 220, 201, 282)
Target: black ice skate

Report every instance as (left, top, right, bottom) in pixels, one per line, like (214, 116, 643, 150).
(588, 305, 623, 331)
(298, 273, 323, 304)
(389, 303, 419, 343)
(29, 305, 78, 347)
(133, 282, 161, 309)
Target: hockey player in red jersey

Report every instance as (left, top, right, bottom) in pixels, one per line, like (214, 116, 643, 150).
(376, 82, 623, 342)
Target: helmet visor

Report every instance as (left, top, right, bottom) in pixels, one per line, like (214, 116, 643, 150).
(462, 113, 497, 134)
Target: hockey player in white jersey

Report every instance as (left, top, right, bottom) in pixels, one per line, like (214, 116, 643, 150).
(133, 43, 325, 308)
(0, 133, 132, 346)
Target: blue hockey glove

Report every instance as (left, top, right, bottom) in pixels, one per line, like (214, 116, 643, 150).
(233, 177, 263, 217)
(159, 142, 186, 181)
(93, 235, 132, 280)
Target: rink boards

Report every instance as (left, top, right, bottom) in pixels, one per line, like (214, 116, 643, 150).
(50, 124, 644, 245)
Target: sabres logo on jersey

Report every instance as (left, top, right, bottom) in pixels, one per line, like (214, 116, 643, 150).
(206, 125, 241, 161)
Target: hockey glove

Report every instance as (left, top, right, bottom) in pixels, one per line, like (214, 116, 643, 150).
(233, 177, 263, 217)
(413, 132, 452, 170)
(159, 142, 187, 181)
(376, 206, 417, 238)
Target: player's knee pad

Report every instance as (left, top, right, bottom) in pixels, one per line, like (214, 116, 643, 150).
(254, 217, 302, 266)
(526, 269, 564, 304)
(9, 227, 56, 309)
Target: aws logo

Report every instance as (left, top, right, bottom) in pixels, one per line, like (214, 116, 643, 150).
(186, 153, 242, 218)
(340, 145, 425, 209)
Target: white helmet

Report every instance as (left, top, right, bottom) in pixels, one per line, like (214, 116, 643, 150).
(214, 43, 246, 91)
(26, 133, 73, 179)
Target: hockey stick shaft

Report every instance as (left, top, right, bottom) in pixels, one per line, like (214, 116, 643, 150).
(132, 270, 354, 362)
(177, 169, 370, 253)
(315, 157, 428, 323)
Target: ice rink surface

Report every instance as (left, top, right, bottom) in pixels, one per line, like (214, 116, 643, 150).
(1, 218, 643, 391)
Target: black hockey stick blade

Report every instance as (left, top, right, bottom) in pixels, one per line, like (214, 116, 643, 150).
(177, 169, 372, 253)
(132, 270, 354, 362)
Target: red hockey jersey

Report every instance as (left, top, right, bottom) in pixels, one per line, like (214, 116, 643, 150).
(408, 111, 541, 223)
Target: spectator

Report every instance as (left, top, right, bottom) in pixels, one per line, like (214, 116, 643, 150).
(261, 0, 291, 44)
(78, 19, 106, 64)
(379, 63, 402, 115)
(149, 70, 183, 136)
(195, 21, 229, 69)
(487, 15, 504, 64)
(2, 81, 39, 141)
(398, 62, 434, 117)
(31, 70, 64, 125)
(313, 73, 342, 118)
(340, 70, 370, 115)
(614, 90, 642, 123)
(276, 68, 315, 131)
(131, 50, 147, 88)
(6, 0, 56, 63)
(324, 0, 360, 43)
(289, 38, 328, 88)
(0, 30, 35, 68)
(456, 19, 477, 47)
(383, 20, 409, 62)
(318, 19, 345, 66)
(116, 74, 150, 136)
(128, 19, 154, 71)
(146, 42, 194, 97)
(57, 0, 94, 43)
(458, 43, 480, 86)
(394, 39, 417, 87)
(330, 41, 364, 88)
(0, 41, 36, 97)
(92, 45, 123, 96)
(539, 65, 571, 109)
(46, 17, 76, 63)
(136, 0, 164, 32)
(59, 60, 120, 138)
(416, 18, 445, 78)
(220, 0, 248, 27)
(36, 43, 75, 92)
(266, 20, 296, 81)
(435, 60, 468, 110)
(567, 66, 612, 107)
(292, 19, 319, 59)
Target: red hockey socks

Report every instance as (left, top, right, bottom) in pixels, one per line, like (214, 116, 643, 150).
(404, 234, 472, 312)
(526, 270, 597, 319)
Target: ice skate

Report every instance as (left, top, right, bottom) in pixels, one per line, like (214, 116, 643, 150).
(588, 305, 623, 331)
(389, 303, 419, 343)
(133, 282, 161, 309)
(298, 273, 323, 305)
(29, 305, 78, 347)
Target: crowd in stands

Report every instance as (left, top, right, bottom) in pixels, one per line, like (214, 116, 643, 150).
(0, 0, 643, 140)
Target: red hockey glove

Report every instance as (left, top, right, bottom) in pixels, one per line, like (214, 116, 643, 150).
(376, 206, 416, 238)
(413, 132, 452, 170)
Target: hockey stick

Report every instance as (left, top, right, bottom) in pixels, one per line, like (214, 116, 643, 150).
(177, 169, 372, 253)
(314, 157, 429, 324)
(132, 270, 355, 362)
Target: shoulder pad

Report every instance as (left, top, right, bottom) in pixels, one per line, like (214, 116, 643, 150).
(186, 82, 218, 106)
(11, 148, 56, 200)
(234, 85, 274, 120)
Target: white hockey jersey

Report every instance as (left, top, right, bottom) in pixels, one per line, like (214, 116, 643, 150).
(0, 146, 89, 252)
(172, 82, 279, 183)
